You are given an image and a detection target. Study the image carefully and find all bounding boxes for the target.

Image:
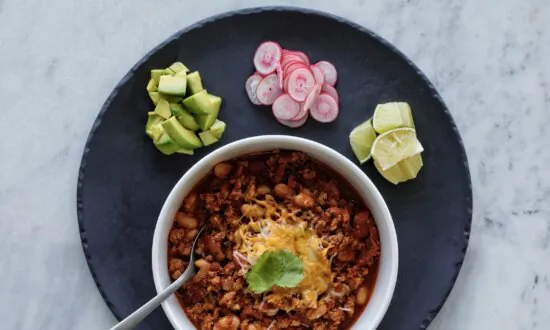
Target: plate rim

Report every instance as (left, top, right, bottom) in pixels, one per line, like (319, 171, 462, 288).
(76, 6, 472, 329)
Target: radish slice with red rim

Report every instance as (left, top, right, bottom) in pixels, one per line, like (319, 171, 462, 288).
(315, 61, 337, 86)
(254, 41, 283, 75)
(310, 93, 339, 123)
(256, 73, 283, 105)
(278, 111, 309, 128)
(245, 74, 263, 105)
(303, 84, 322, 111)
(321, 83, 339, 103)
(276, 63, 283, 89)
(272, 94, 301, 120)
(284, 62, 308, 77)
(283, 75, 291, 92)
(282, 55, 304, 67)
(287, 68, 316, 102)
(310, 65, 325, 85)
(287, 51, 310, 65)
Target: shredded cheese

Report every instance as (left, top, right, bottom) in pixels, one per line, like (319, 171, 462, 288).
(235, 198, 334, 311)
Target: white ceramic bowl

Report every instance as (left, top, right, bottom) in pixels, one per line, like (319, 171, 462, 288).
(152, 135, 398, 330)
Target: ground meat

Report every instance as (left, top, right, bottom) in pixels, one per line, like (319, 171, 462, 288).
(167, 151, 380, 330)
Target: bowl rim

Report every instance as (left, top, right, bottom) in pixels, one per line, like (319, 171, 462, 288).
(152, 135, 398, 330)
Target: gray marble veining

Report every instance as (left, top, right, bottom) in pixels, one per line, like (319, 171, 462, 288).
(0, 0, 549, 329)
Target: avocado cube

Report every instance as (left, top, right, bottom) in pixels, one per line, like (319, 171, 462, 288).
(176, 148, 194, 155)
(167, 62, 189, 74)
(146, 79, 157, 93)
(154, 99, 171, 119)
(176, 111, 200, 131)
(153, 130, 180, 155)
(209, 120, 226, 139)
(198, 130, 219, 146)
(197, 94, 222, 131)
(186, 71, 204, 95)
(145, 112, 164, 138)
(149, 92, 161, 105)
(182, 90, 213, 115)
(158, 75, 187, 96)
(150, 69, 166, 85)
(161, 117, 202, 149)
(169, 103, 186, 116)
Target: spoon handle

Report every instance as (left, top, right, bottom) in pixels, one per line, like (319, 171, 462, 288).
(109, 274, 187, 330)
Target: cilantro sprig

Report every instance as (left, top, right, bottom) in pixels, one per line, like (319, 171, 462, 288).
(245, 250, 304, 293)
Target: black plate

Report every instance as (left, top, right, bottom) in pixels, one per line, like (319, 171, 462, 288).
(77, 7, 471, 330)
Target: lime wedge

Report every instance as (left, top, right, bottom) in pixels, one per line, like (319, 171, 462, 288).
(372, 102, 414, 134)
(349, 118, 377, 163)
(374, 153, 423, 185)
(371, 128, 423, 170)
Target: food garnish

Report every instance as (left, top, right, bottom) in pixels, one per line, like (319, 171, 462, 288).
(350, 102, 424, 184)
(246, 41, 340, 127)
(144, 62, 225, 155)
(245, 249, 304, 293)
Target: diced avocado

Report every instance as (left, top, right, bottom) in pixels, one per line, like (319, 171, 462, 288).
(182, 90, 213, 115)
(161, 117, 203, 149)
(186, 71, 204, 95)
(151, 92, 183, 105)
(146, 79, 157, 93)
(209, 120, 226, 139)
(150, 69, 168, 85)
(177, 111, 200, 131)
(158, 75, 187, 96)
(176, 148, 194, 155)
(162, 94, 183, 103)
(175, 70, 187, 77)
(150, 124, 164, 142)
(196, 94, 222, 131)
(154, 134, 180, 155)
(154, 99, 171, 119)
(145, 112, 164, 138)
(149, 92, 160, 105)
(167, 62, 189, 74)
(153, 130, 180, 155)
(169, 103, 186, 116)
(198, 130, 219, 146)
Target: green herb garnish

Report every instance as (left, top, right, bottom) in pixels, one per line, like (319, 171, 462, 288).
(245, 250, 304, 293)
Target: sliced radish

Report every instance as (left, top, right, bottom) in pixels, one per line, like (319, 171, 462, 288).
(272, 94, 301, 120)
(310, 93, 339, 123)
(303, 84, 322, 111)
(256, 73, 283, 105)
(245, 74, 263, 105)
(254, 41, 283, 75)
(284, 62, 308, 77)
(315, 61, 338, 86)
(321, 83, 339, 104)
(310, 65, 325, 85)
(282, 60, 302, 72)
(283, 75, 291, 92)
(276, 63, 283, 89)
(291, 103, 309, 121)
(282, 55, 304, 67)
(278, 112, 308, 128)
(287, 51, 310, 65)
(287, 68, 316, 102)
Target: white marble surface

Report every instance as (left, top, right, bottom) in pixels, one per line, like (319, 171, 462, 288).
(0, 0, 549, 329)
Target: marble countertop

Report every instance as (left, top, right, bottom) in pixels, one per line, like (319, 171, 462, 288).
(1, 0, 548, 329)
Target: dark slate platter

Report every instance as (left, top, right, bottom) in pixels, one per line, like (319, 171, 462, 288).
(77, 7, 472, 330)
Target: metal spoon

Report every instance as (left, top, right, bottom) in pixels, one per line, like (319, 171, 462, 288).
(110, 226, 206, 330)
